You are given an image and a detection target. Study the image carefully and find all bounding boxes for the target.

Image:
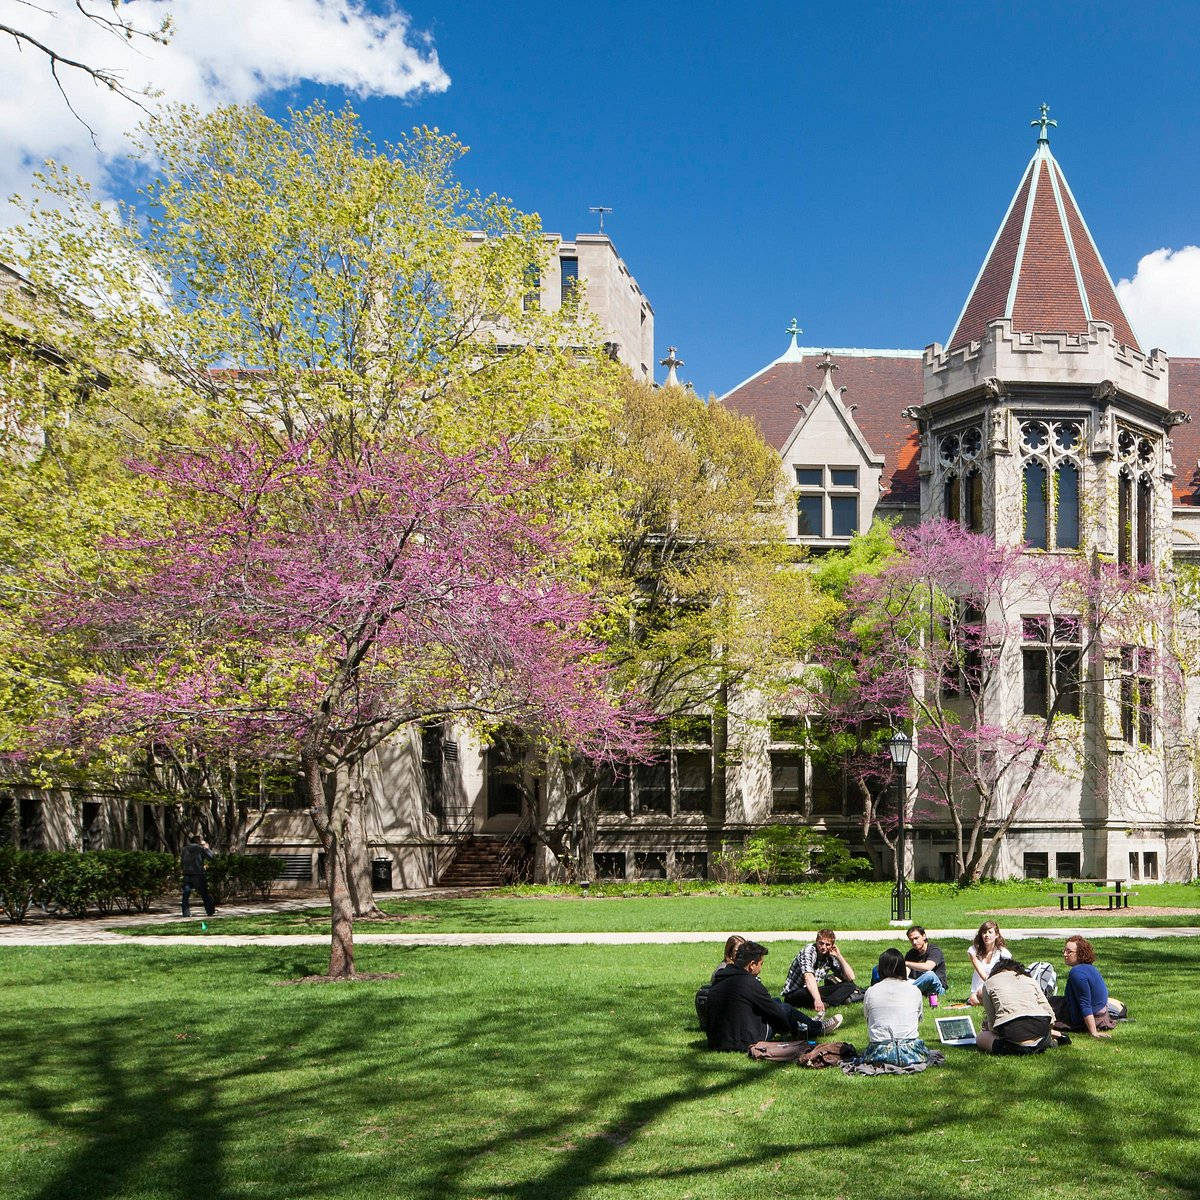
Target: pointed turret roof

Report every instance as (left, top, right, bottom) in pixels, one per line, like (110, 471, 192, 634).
(947, 112, 1140, 352)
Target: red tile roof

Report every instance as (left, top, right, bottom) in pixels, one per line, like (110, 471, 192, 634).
(721, 351, 1200, 508)
(1166, 357, 1200, 504)
(719, 352, 924, 504)
(948, 147, 1140, 352)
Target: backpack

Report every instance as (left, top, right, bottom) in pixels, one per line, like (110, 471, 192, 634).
(694, 985, 711, 1031)
(1027, 961, 1058, 997)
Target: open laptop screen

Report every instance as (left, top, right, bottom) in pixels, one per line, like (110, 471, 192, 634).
(934, 1015, 977, 1045)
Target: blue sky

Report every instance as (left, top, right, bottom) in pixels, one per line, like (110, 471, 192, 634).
(9, 1, 1200, 397)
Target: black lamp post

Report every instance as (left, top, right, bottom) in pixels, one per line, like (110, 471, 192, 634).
(886, 727, 913, 924)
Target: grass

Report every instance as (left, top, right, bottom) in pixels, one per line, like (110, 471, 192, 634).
(116, 879, 1200, 937)
(0, 937, 1196, 1200)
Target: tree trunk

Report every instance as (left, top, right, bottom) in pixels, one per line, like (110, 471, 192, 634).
(304, 754, 354, 978)
(575, 791, 596, 881)
(343, 783, 383, 918)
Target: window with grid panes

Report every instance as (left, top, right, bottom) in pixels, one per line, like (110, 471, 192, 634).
(1021, 616, 1080, 717)
(1120, 647, 1154, 746)
(769, 717, 805, 813)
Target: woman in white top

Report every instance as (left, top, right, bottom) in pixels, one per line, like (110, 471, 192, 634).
(967, 920, 1011, 1004)
(859, 948, 931, 1066)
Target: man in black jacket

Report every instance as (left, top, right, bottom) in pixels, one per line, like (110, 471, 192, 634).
(705, 941, 842, 1052)
(181, 836, 216, 918)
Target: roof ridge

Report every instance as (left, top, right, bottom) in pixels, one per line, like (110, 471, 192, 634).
(719, 347, 922, 401)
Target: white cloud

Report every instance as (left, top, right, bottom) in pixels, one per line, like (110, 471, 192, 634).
(0, 0, 449, 203)
(1115, 247, 1200, 356)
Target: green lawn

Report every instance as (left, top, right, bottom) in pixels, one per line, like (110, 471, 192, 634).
(1, 938, 1196, 1200)
(118, 879, 1200, 937)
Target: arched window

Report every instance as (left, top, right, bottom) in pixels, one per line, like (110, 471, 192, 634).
(1137, 475, 1153, 567)
(1055, 462, 1080, 550)
(1024, 461, 1048, 550)
(944, 474, 961, 524)
(1118, 471, 1133, 569)
(965, 469, 983, 533)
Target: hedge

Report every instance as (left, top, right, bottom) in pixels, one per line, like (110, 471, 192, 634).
(204, 854, 285, 904)
(0, 848, 281, 921)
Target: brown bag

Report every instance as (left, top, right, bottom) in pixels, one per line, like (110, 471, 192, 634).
(748, 1040, 857, 1067)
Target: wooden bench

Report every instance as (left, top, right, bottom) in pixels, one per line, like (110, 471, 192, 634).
(1050, 890, 1138, 911)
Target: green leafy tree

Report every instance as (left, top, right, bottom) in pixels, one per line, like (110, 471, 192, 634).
(538, 377, 838, 878)
(1, 103, 625, 906)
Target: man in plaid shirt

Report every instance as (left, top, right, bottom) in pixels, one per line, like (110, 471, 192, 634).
(782, 928, 862, 1012)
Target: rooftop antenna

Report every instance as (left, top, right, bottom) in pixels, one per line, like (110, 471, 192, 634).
(589, 205, 613, 234)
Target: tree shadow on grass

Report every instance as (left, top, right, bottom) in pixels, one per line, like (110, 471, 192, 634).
(2, 940, 1197, 1200)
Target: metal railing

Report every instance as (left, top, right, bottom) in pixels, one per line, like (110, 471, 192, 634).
(433, 805, 475, 882)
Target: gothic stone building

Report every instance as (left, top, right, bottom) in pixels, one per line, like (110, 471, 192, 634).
(720, 126, 1200, 884)
(8, 132, 1200, 887)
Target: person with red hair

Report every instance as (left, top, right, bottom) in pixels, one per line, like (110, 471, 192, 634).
(1050, 935, 1123, 1038)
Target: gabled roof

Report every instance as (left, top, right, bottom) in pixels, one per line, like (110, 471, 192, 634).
(948, 142, 1141, 352)
(719, 348, 924, 504)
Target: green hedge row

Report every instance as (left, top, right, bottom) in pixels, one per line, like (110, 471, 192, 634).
(205, 854, 286, 905)
(0, 848, 284, 922)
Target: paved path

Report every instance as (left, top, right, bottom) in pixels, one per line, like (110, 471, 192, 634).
(3, 917, 1200, 948)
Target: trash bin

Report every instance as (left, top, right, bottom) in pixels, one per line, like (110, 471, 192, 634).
(371, 857, 393, 891)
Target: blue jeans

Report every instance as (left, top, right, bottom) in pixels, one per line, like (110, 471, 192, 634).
(910, 970, 946, 996)
(869, 967, 946, 996)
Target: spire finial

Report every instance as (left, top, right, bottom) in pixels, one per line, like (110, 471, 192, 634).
(660, 345, 684, 387)
(1031, 102, 1057, 146)
(777, 317, 805, 362)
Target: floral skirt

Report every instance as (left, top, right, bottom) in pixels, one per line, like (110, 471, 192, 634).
(859, 1037, 932, 1067)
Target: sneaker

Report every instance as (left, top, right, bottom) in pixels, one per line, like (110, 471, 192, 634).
(820, 1013, 844, 1036)
(929, 993, 939, 1009)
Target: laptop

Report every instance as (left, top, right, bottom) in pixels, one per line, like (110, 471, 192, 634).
(934, 1014, 977, 1046)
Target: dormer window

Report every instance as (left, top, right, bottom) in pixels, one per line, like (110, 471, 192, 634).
(795, 466, 859, 539)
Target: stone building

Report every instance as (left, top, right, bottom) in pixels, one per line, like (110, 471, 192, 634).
(720, 115, 1200, 883)
(466, 230, 655, 381)
(7, 123, 1200, 887)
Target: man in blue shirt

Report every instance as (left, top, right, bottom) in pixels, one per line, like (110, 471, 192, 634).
(1051, 935, 1117, 1038)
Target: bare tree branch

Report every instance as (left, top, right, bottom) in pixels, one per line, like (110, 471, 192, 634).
(2, 2, 172, 143)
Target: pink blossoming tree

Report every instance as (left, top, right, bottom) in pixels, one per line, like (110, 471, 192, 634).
(31, 432, 649, 976)
(805, 521, 1167, 883)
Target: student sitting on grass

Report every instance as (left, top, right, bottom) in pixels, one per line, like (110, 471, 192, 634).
(967, 920, 1011, 1005)
(706, 941, 842, 1052)
(975, 959, 1060, 1055)
(695, 935, 747, 1029)
(904, 925, 948, 1007)
(782, 929, 863, 1012)
(859, 948, 934, 1067)
(1050, 935, 1122, 1038)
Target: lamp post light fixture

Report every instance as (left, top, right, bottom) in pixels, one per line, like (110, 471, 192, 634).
(886, 727, 913, 925)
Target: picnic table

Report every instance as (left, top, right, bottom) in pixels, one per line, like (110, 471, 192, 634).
(1049, 878, 1136, 911)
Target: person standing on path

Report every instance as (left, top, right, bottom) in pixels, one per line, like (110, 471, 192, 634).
(181, 836, 217, 918)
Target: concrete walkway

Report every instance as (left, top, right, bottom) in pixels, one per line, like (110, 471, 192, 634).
(2, 907, 1199, 949)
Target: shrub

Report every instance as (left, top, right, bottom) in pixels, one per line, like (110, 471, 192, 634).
(43, 851, 111, 916)
(813, 836, 874, 883)
(0, 847, 50, 923)
(105, 851, 176, 913)
(740, 825, 821, 884)
(205, 854, 285, 903)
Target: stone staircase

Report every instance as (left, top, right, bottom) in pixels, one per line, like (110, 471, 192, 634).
(437, 835, 514, 887)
